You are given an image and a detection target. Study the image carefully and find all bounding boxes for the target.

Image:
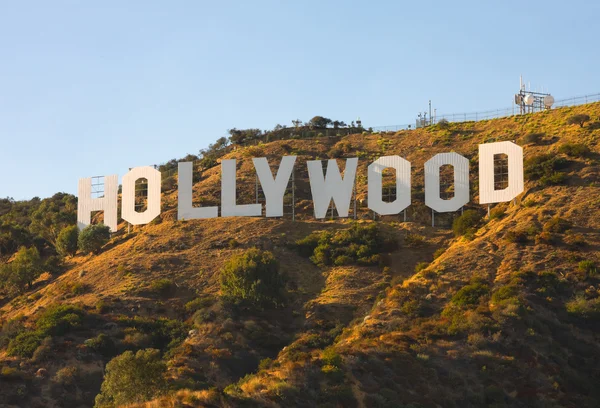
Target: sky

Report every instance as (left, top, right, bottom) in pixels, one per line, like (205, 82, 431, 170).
(1, 1, 599, 200)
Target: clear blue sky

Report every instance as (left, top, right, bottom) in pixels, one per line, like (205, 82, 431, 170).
(1, 1, 598, 199)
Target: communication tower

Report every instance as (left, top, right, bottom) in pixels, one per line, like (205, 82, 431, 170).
(515, 75, 554, 114)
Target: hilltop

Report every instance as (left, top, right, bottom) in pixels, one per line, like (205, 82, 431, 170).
(0, 104, 599, 407)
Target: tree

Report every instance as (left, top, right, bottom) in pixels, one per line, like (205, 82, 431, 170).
(228, 128, 263, 145)
(566, 114, 590, 128)
(94, 349, 167, 407)
(11, 246, 43, 290)
(220, 248, 286, 309)
(452, 210, 482, 237)
(78, 224, 110, 254)
(56, 225, 79, 257)
(308, 116, 332, 129)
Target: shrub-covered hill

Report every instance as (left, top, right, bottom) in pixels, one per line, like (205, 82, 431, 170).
(0, 103, 599, 407)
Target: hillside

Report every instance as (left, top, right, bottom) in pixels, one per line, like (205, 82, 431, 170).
(0, 103, 599, 408)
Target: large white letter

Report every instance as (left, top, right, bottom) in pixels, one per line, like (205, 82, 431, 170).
(425, 153, 469, 212)
(221, 159, 261, 217)
(177, 162, 218, 220)
(121, 166, 162, 225)
(253, 156, 296, 217)
(77, 175, 118, 232)
(307, 158, 358, 219)
(367, 156, 411, 215)
(479, 141, 524, 204)
(368, 156, 411, 215)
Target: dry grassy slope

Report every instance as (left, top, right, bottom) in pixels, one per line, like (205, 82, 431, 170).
(217, 107, 600, 407)
(1, 102, 599, 408)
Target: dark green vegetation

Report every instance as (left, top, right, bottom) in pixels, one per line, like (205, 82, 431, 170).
(220, 248, 286, 309)
(95, 348, 168, 407)
(295, 223, 397, 266)
(78, 224, 111, 254)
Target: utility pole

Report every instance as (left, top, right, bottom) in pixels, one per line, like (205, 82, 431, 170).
(429, 100, 432, 126)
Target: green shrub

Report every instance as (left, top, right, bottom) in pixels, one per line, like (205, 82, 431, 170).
(35, 304, 86, 336)
(451, 280, 490, 306)
(415, 262, 429, 273)
(578, 260, 597, 276)
(522, 133, 544, 144)
(258, 357, 273, 371)
(491, 285, 519, 305)
(505, 229, 528, 244)
(437, 118, 450, 129)
(149, 279, 175, 298)
(78, 224, 111, 254)
(524, 154, 569, 186)
(85, 334, 116, 358)
(433, 247, 446, 259)
(566, 295, 600, 319)
(220, 248, 286, 309)
(321, 347, 342, 368)
(184, 297, 213, 313)
(117, 316, 188, 352)
(94, 349, 168, 407)
(7, 330, 43, 358)
(559, 143, 591, 157)
(56, 225, 79, 257)
(488, 207, 505, 220)
(54, 366, 80, 386)
(296, 224, 396, 267)
(43, 255, 64, 275)
(0, 316, 25, 349)
(96, 300, 109, 314)
(543, 217, 571, 233)
(404, 233, 426, 247)
(453, 210, 482, 237)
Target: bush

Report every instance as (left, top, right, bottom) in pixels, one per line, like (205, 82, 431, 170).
(504, 229, 528, 244)
(321, 347, 342, 368)
(489, 207, 505, 220)
(566, 295, 600, 319)
(184, 297, 213, 313)
(85, 334, 116, 358)
(7, 331, 43, 358)
(433, 247, 446, 259)
(566, 114, 590, 128)
(54, 366, 80, 387)
(95, 349, 168, 407)
(149, 279, 175, 298)
(559, 143, 591, 158)
(117, 316, 188, 352)
(451, 280, 490, 306)
(415, 262, 429, 273)
(524, 154, 569, 186)
(437, 118, 449, 129)
(453, 210, 482, 237)
(36, 304, 86, 336)
(56, 225, 79, 257)
(491, 285, 519, 305)
(578, 260, 597, 276)
(78, 224, 110, 254)
(404, 233, 426, 247)
(522, 133, 544, 145)
(543, 217, 571, 233)
(0, 317, 25, 349)
(220, 248, 286, 309)
(296, 224, 396, 267)
(44, 255, 64, 275)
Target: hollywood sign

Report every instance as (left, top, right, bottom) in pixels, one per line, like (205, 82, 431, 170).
(77, 141, 524, 232)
